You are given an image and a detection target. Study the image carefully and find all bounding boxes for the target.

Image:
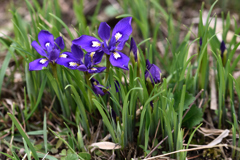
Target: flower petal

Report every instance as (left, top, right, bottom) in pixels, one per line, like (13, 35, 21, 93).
(90, 78, 107, 96)
(90, 78, 100, 85)
(130, 37, 138, 61)
(56, 58, 82, 70)
(55, 36, 65, 50)
(85, 50, 105, 67)
(29, 58, 49, 71)
(93, 85, 105, 96)
(58, 52, 76, 60)
(87, 67, 106, 73)
(116, 34, 129, 51)
(145, 63, 161, 84)
(49, 49, 60, 62)
(31, 41, 47, 57)
(72, 35, 101, 52)
(93, 50, 104, 65)
(98, 22, 111, 42)
(71, 44, 84, 61)
(146, 59, 152, 70)
(38, 30, 55, 51)
(84, 52, 92, 68)
(109, 51, 129, 70)
(112, 17, 132, 42)
(77, 64, 87, 71)
(220, 40, 226, 57)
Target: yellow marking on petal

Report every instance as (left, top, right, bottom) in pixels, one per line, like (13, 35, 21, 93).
(69, 62, 79, 67)
(59, 54, 67, 58)
(93, 82, 97, 85)
(90, 52, 95, 59)
(113, 52, 121, 59)
(39, 59, 48, 64)
(115, 32, 122, 41)
(91, 68, 97, 71)
(92, 41, 101, 47)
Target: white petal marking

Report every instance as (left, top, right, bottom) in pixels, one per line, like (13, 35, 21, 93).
(92, 41, 101, 47)
(115, 32, 122, 41)
(45, 42, 50, 47)
(59, 54, 67, 58)
(113, 52, 121, 59)
(91, 68, 97, 71)
(39, 59, 48, 64)
(69, 62, 79, 67)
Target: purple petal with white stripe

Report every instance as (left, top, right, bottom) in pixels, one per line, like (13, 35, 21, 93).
(56, 57, 78, 69)
(38, 30, 55, 51)
(116, 34, 129, 51)
(112, 17, 132, 42)
(87, 67, 106, 73)
(29, 58, 49, 71)
(85, 50, 104, 67)
(58, 52, 76, 60)
(72, 35, 102, 52)
(109, 51, 129, 70)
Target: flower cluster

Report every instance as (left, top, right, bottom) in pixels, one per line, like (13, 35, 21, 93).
(72, 17, 132, 70)
(29, 30, 64, 71)
(29, 17, 162, 95)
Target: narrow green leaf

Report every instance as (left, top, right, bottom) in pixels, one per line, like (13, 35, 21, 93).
(8, 113, 39, 160)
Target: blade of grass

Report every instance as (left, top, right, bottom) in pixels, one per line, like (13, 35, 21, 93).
(8, 113, 39, 160)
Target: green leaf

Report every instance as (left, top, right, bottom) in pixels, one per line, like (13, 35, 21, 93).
(174, 91, 195, 112)
(65, 154, 78, 160)
(78, 152, 91, 160)
(0, 45, 14, 98)
(8, 113, 39, 160)
(182, 105, 203, 128)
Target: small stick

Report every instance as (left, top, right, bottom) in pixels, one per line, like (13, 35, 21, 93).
(145, 89, 204, 158)
(151, 119, 161, 149)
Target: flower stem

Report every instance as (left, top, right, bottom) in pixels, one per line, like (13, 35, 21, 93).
(85, 72, 93, 112)
(51, 63, 60, 87)
(104, 54, 111, 85)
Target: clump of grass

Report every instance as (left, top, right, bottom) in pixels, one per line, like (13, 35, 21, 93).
(1, 0, 240, 159)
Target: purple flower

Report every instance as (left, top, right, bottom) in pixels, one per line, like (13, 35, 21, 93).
(56, 44, 87, 71)
(57, 44, 105, 73)
(220, 40, 226, 58)
(84, 51, 106, 73)
(91, 78, 108, 96)
(145, 59, 161, 84)
(72, 17, 132, 70)
(29, 30, 65, 71)
(130, 37, 138, 61)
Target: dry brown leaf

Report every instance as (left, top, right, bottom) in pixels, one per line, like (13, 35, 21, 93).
(210, 66, 217, 110)
(198, 127, 226, 136)
(207, 129, 229, 146)
(90, 142, 121, 150)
